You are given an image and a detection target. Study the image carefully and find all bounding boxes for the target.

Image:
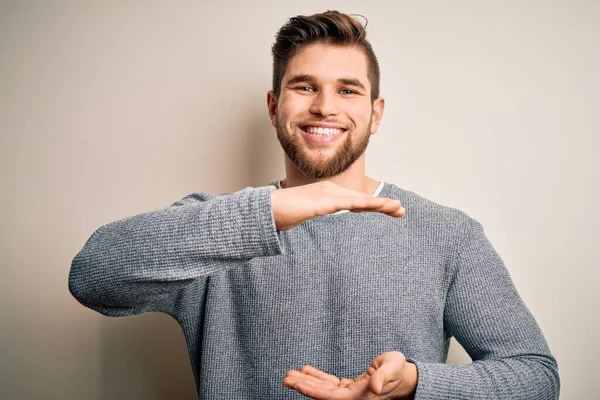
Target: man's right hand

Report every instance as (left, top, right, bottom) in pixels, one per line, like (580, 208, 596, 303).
(271, 181, 406, 231)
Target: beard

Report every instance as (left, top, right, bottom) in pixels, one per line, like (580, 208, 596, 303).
(275, 115, 372, 179)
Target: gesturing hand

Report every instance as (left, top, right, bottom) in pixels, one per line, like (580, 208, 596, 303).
(271, 181, 406, 231)
(283, 352, 418, 399)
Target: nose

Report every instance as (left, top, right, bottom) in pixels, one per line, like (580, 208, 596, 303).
(309, 90, 339, 117)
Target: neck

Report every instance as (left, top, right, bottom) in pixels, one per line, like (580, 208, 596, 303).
(281, 153, 379, 195)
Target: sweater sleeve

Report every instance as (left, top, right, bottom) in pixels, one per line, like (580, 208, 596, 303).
(68, 185, 283, 317)
(408, 218, 560, 399)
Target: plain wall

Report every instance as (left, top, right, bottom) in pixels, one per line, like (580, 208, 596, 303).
(1, 1, 598, 399)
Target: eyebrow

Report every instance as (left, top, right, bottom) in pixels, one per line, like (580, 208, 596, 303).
(285, 74, 367, 91)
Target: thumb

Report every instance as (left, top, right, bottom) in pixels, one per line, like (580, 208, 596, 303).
(368, 352, 404, 395)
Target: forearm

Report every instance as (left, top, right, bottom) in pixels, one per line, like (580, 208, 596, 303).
(427, 217, 560, 399)
(69, 185, 282, 314)
(409, 354, 559, 399)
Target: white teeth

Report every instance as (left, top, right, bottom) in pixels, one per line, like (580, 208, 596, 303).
(305, 126, 344, 136)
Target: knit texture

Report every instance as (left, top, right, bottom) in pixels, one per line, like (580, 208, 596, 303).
(69, 182, 560, 399)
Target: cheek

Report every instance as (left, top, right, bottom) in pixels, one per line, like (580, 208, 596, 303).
(278, 96, 311, 124)
(345, 102, 372, 124)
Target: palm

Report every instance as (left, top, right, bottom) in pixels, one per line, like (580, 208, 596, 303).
(283, 352, 415, 400)
(305, 376, 370, 399)
(283, 366, 378, 400)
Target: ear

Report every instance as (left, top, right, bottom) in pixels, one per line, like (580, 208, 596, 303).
(267, 90, 277, 127)
(370, 97, 385, 135)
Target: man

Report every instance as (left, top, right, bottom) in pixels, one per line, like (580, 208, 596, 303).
(69, 10, 560, 399)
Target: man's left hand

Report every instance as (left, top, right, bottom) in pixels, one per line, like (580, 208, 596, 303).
(283, 351, 418, 399)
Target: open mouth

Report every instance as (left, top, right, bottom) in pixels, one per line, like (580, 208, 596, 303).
(300, 125, 347, 137)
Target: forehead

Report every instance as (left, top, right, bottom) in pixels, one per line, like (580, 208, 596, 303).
(283, 42, 370, 86)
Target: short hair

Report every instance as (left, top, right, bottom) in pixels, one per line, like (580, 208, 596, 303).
(271, 10, 380, 102)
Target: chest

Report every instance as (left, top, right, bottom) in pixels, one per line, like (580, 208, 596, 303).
(222, 218, 451, 333)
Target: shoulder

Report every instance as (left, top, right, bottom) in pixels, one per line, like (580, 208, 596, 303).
(170, 192, 217, 207)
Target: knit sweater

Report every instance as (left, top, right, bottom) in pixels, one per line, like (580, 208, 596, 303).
(69, 182, 560, 399)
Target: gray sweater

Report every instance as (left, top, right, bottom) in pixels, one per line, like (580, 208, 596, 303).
(69, 182, 560, 399)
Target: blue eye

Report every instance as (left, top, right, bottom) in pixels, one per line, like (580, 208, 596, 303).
(296, 86, 314, 92)
(340, 89, 356, 95)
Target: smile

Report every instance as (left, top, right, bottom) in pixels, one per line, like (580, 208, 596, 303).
(303, 126, 346, 136)
(299, 125, 347, 143)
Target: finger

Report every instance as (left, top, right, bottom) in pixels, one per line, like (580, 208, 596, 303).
(286, 378, 328, 399)
(299, 365, 340, 385)
(330, 182, 376, 197)
(367, 356, 403, 395)
(350, 200, 406, 217)
(338, 196, 390, 212)
(320, 182, 403, 212)
(285, 376, 343, 400)
(315, 196, 379, 216)
(369, 351, 405, 370)
(354, 372, 368, 382)
(289, 382, 351, 400)
(375, 203, 406, 218)
(284, 370, 337, 390)
(368, 368, 387, 395)
(350, 196, 388, 211)
(378, 199, 405, 215)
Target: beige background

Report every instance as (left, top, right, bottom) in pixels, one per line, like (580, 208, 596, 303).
(1, 1, 598, 399)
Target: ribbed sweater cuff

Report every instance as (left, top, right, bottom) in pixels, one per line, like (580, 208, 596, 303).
(252, 185, 283, 256)
(209, 185, 284, 259)
(408, 360, 474, 400)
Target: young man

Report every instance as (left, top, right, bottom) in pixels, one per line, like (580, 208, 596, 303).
(70, 11, 560, 400)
